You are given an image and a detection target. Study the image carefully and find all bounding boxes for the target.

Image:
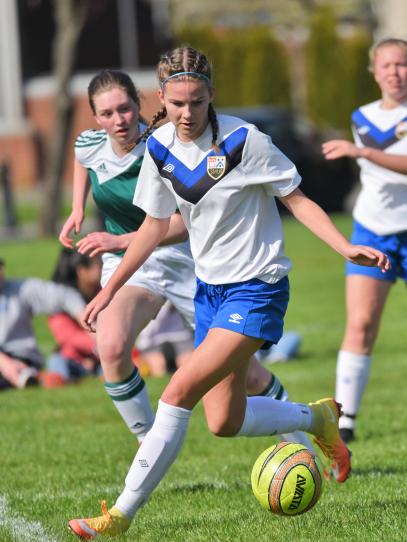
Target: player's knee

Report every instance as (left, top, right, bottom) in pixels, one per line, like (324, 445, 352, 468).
(206, 416, 241, 437)
(161, 368, 206, 409)
(98, 337, 126, 366)
(346, 317, 377, 347)
(161, 379, 194, 409)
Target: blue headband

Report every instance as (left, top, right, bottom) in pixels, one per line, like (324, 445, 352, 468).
(161, 71, 211, 88)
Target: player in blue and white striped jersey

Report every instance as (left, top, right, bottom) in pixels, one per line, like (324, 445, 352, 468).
(323, 38, 407, 443)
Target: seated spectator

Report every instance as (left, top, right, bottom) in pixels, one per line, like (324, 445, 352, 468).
(0, 257, 85, 390)
(47, 249, 102, 382)
(135, 301, 194, 377)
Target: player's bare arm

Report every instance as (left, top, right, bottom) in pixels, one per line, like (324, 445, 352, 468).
(81, 215, 170, 330)
(59, 159, 91, 248)
(279, 188, 390, 271)
(322, 139, 407, 174)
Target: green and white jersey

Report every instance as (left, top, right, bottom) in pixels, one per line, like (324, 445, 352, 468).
(74, 127, 195, 324)
(75, 128, 147, 240)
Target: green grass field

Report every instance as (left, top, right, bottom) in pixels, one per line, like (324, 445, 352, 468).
(1, 215, 406, 542)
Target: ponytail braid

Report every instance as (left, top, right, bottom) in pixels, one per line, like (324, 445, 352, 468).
(136, 107, 167, 144)
(208, 104, 220, 153)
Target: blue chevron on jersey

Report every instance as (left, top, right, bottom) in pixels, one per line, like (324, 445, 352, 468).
(352, 109, 407, 149)
(147, 127, 249, 203)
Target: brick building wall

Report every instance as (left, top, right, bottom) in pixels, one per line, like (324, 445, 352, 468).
(0, 79, 161, 189)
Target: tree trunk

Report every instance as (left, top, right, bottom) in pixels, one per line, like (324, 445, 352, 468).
(39, 0, 89, 236)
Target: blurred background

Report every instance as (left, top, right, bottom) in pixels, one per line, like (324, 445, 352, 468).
(0, 0, 406, 237)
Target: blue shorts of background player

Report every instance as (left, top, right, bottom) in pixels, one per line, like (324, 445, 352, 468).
(194, 276, 290, 349)
(346, 221, 407, 282)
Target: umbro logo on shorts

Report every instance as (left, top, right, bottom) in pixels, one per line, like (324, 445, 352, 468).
(138, 459, 149, 467)
(228, 313, 243, 324)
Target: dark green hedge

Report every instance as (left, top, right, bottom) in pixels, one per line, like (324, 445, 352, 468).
(306, 6, 379, 130)
(176, 26, 291, 107)
(176, 12, 379, 130)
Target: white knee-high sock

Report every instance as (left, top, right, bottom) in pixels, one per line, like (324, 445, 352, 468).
(115, 400, 192, 518)
(104, 369, 155, 443)
(278, 390, 315, 451)
(336, 350, 371, 429)
(237, 396, 313, 437)
(256, 375, 314, 449)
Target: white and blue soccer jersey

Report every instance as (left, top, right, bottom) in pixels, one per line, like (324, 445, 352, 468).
(351, 100, 407, 235)
(133, 115, 301, 285)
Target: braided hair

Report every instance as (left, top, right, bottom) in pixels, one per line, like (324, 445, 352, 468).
(138, 106, 167, 144)
(141, 47, 219, 151)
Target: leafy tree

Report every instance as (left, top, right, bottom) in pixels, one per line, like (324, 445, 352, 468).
(214, 29, 246, 106)
(241, 27, 290, 106)
(306, 6, 343, 128)
(176, 26, 290, 107)
(341, 32, 380, 119)
(40, 0, 110, 236)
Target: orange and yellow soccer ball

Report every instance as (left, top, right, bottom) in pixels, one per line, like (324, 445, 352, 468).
(251, 442, 323, 516)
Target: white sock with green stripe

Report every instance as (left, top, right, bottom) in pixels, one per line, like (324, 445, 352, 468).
(256, 373, 286, 400)
(104, 368, 154, 443)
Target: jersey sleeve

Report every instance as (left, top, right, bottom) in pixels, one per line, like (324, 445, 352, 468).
(351, 111, 362, 147)
(242, 127, 301, 197)
(132, 144, 178, 218)
(74, 129, 106, 168)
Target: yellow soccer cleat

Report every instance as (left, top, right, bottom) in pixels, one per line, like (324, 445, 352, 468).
(308, 398, 351, 483)
(68, 500, 131, 539)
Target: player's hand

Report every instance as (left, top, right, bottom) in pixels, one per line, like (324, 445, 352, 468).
(322, 140, 359, 160)
(80, 288, 114, 332)
(76, 232, 123, 257)
(59, 210, 84, 248)
(344, 244, 391, 272)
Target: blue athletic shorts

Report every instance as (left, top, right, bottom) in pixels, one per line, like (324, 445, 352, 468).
(194, 276, 289, 349)
(346, 220, 407, 282)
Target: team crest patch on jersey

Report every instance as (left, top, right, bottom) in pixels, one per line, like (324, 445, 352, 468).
(396, 121, 407, 139)
(207, 156, 226, 180)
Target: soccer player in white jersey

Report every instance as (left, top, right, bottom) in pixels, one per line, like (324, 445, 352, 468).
(322, 38, 407, 443)
(68, 48, 389, 539)
(60, 70, 312, 448)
